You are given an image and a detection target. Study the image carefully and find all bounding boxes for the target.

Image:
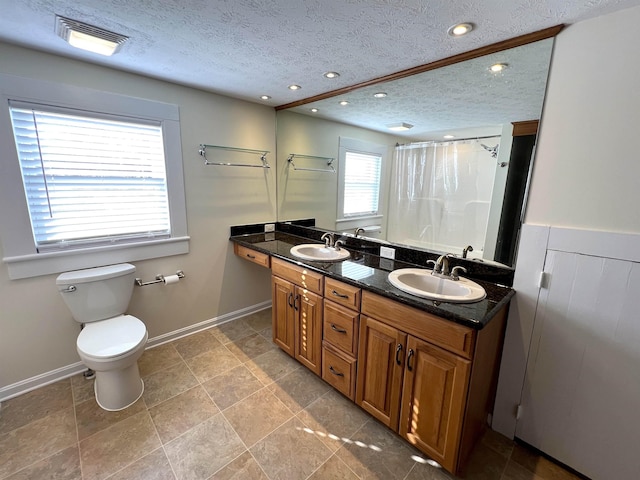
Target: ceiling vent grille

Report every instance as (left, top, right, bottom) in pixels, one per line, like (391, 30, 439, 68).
(55, 15, 128, 55)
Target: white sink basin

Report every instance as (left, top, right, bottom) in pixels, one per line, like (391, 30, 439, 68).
(290, 244, 351, 262)
(388, 268, 486, 303)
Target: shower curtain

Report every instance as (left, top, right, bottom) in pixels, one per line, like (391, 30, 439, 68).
(387, 139, 498, 257)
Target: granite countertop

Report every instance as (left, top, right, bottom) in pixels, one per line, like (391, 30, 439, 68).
(230, 231, 515, 330)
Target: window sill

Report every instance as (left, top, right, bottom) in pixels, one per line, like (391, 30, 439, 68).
(3, 236, 190, 280)
(336, 214, 383, 224)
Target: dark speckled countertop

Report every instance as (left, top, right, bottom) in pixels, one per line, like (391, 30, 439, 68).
(230, 230, 515, 330)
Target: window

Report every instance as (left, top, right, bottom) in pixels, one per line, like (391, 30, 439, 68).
(342, 150, 382, 217)
(0, 74, 188, 279)
(10, 105, 171, 251)
(337, 138, 386, 220)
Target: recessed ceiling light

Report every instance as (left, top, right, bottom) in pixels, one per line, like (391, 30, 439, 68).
(387, 122, 413, 131)
(310, 108, 319, 113)
(373, 92, 387, 98)
(55, 15, 128, 56)
(490, 63, 509, 73)
(444, 134, 455, 139)
(324, 71, 340, 79)
(339, 100, 349, 106)
(447, 22, 474, 37)
(260, 95, 271, 100)
(288, 84, 301, 90)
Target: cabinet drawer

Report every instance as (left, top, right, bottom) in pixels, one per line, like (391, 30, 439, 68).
(324, 278, 361, 310)
(322, 342, 357, 400)
(323, 300, 359, 356)
(272, 258, 324, 294)
(234, 244, 270, 268)
(361, 291, 475, 359)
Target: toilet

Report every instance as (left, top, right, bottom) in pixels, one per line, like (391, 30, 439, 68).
(56, 263, 148, 411)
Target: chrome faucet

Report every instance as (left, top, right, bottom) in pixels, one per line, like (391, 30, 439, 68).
(354, 227, 365, 237)
(462, 245, 474, 259)
(427, 253, 454, 277)
(321, 232, 335, 247)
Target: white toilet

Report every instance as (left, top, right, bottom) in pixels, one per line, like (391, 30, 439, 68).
(56, 263, 148, 411)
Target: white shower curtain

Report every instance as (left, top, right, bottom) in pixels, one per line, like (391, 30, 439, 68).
(387, 139, 498, 256)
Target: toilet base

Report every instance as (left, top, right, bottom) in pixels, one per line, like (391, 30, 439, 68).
(93, 362, 144, 411)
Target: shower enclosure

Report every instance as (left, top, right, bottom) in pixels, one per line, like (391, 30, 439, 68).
(387, 138, 499, 258)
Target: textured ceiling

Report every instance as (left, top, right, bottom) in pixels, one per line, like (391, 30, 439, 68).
(0, 0, 638, 136)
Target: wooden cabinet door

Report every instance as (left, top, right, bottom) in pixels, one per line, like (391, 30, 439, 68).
(271, 276, 295, 357)
(294, 286, 323, 375)
(399, 336, 471, 472)
(356, 315, 406, 429)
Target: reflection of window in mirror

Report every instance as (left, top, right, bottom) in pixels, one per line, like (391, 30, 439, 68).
(337, 138, 387, 236)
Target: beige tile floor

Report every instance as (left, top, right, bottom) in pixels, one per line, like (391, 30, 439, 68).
(0, 309, 584, 480)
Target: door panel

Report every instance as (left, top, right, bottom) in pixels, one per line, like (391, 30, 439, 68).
(272, 276, 295, 356)
(356, 315, 406, 429)
(517, 250, 640, 479)
(399, 336, 470, 472)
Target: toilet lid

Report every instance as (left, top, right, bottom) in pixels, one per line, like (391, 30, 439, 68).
(77, 315, 147, 359)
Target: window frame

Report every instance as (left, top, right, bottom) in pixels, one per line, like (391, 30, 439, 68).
(336, 137, 386, 222)
(0, 74, 189, 279)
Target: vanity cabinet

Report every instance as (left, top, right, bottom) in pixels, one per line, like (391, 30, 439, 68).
(237, 246, 508, 476)
(271, 258, 323, 375)
(234, 243, 270, 268)
(356, 315, 470, 469)
(322, 278, 361, 400)
(358, 290, 506, 474)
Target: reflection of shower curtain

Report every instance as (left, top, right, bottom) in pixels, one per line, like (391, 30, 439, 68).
(387, 140, 497, 255)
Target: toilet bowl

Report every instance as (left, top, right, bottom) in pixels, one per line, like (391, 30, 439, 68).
(77, 314, 148, 411)
(57, 263, 148, 411)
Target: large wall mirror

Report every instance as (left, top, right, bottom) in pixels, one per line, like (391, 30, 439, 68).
(274, 31, 558, 267)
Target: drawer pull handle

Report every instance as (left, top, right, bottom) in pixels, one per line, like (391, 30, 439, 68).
(329, 366, 344, 377)
(246, 253, 256, 259)
(288, 293, 294, 308)
(331, 324, 347, 334)
(293, 294, 299, 311)
(331, 290, 349, 299)
(407, 349, 415, 372)
(395, 343, 403, 365)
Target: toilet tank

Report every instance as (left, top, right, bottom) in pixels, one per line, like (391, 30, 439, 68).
(56, 263, 136, 323)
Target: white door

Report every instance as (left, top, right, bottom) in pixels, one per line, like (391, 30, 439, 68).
(516, 249, 640, 479)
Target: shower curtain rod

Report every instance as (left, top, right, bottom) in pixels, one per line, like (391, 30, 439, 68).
(396, 134, 501, 147)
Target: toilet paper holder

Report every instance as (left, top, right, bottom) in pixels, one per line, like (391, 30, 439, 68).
(135, 270, 185, 287)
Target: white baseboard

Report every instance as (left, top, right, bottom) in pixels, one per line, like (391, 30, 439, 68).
(0, 301, 272, 403)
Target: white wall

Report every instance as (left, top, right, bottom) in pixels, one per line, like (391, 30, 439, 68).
(494, 3, 640, 449)
(0, 43, 275, 391)
(526, 6, 640, 232)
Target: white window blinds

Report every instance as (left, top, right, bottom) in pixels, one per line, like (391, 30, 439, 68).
(343, 150, 382, 217)
(9, 103, 171, 251)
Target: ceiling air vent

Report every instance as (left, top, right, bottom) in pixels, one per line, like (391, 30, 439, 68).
(55, 15, 128, 56)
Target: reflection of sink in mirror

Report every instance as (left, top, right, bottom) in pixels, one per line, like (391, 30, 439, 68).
(388, 268, 486, 303)
(290, 244, 351, 262)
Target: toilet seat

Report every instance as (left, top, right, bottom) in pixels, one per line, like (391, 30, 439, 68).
(77, 315, 147, 360)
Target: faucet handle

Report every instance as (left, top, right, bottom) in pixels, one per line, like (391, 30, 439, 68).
(451, 266, 467, 281)
(334, 239, 345, 250)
